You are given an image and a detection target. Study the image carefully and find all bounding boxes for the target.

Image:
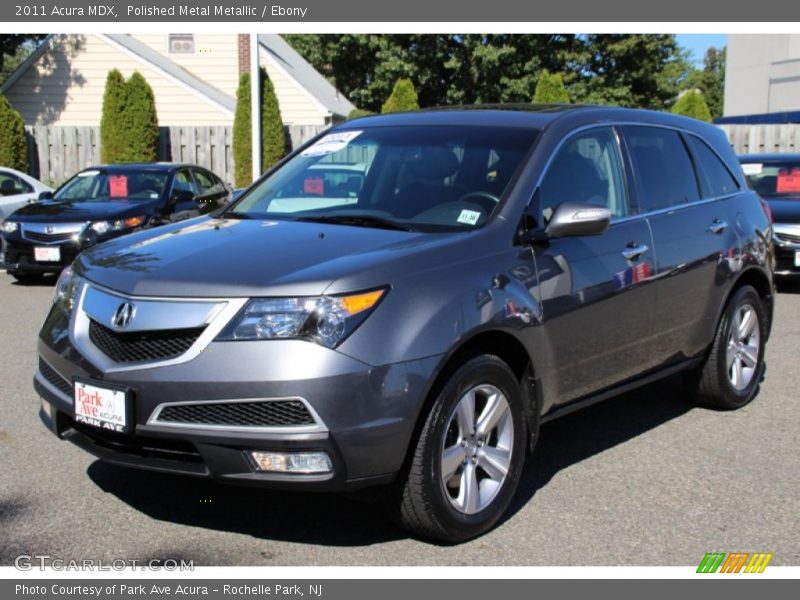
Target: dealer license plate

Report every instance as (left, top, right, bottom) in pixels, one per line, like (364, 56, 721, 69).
(34, 246, 61, 262)
(73, 379, 130, 433)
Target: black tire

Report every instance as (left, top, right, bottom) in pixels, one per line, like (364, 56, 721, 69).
(10, 272, 45, 284)
(388, 354, 528, 543)
(686, 285, 766, 410)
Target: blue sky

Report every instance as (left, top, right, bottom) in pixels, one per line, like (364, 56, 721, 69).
(676, 34, 727, 65)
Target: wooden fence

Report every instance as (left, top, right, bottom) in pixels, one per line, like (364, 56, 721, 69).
(24, 124, 328, 186)
(717, 124, 800, 155)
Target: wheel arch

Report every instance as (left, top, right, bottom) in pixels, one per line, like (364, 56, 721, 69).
(402, 328, 541, 475)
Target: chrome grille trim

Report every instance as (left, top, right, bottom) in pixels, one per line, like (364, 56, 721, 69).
(71, 281, 248, 373)
(147, 397, 328, 433)
(22, 222, 85, 245)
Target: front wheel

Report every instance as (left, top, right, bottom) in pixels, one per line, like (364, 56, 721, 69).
(686, 285, 766, 410)
(388, 354, 527, 542)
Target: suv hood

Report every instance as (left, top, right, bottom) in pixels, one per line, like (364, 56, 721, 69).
(77, 217, 461, 297)
(8, 199, 162, 222)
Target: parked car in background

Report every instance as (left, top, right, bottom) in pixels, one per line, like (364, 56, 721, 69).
(0, 167, 52, 220)
(36, 107, 773, 542)
(739, 153, 800, 278)
(1, 163, 230, 282)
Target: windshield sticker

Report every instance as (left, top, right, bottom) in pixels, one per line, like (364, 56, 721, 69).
(77, 170, 100, 177)
(457, 209, 481, 225)
(301, 131, 363, 157)
(109, 175, 128, 197)
(304, 177, 324, 196)
(741, 163, 763, 176)
(777, 167, 800, 193)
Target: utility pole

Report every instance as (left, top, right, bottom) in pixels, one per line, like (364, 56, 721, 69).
(250, 33, 261, 182)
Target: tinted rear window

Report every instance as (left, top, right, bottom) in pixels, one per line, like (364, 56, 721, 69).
(686, 135, 740, 198)
(623, 126, 700, 212)
(741, 160, 800, 197)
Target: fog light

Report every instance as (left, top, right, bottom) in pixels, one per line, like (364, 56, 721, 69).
(250, 451, 332, 474)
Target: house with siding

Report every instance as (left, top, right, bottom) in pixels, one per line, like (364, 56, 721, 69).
(1, 33, 354, 127)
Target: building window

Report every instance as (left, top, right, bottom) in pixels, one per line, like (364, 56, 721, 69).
(168, 34, 195, 54)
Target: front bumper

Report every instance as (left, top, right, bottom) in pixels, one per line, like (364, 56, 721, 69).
(36, 304, 439, 491)
(773, 225, 800, 277)
(3, 237, 81, 274)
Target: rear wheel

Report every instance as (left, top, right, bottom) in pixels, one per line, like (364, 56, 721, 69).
(388, 354, 527, 542)
(686, 285, 766, 409)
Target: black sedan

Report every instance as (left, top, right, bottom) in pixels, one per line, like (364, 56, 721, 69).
(739, 153, 800, 278)
(0, 163, 230, 282)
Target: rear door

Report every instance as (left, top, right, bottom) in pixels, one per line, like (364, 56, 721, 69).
(535, 126, 658, 405)
(621, 125, 742, 365)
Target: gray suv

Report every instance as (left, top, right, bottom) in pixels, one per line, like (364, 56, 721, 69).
(36, 106, 774, 542)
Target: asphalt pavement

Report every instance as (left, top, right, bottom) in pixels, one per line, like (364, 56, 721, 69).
(0, 275, 798, 566)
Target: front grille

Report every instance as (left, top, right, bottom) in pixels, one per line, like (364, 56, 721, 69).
(89, 319, 205, 363)
(38, 357, 73, 397)
(24, 231, 76, 244)
(155, 400, 316, 427)
(775, 231, 800, 244)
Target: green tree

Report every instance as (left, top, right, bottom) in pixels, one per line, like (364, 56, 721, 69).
(0, 35, 46, 85)
(0, 93, 27, 171)
(232, 72, 252, 187)
(99, 69, 126, 163)
(286, 34, 689, 111)
(118, 71, 159, 162)
(261, 67, 286, 171)
(381, 78, 419, 113)
(688, 47, 725, 119)
(348, 108, 375, 119)
(533, 70, 570, 103)
(671, 90, 712, 122)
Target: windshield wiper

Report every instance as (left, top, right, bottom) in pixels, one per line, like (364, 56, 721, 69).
(295, 214, 412, 231)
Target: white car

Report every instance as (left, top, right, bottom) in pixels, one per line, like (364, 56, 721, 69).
(0, 167, 52, 220)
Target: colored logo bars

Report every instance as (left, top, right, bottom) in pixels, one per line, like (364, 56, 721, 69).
(697, 552, 773, 573)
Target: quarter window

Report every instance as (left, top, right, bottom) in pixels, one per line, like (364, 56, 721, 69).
(623, 126, 700, 212)
(539, 127, 629, 222)
(685, 135, 740, 198)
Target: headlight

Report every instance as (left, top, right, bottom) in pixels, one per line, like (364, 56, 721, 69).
(91, 216, 146, 235)
(218, 288, 387, 348)
(1, 220, 18, 234)
(53, 265, 81, 315)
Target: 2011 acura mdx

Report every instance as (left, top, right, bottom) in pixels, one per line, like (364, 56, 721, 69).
(35, 106, 774, 542)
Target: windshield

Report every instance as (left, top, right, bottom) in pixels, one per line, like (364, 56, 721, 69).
(742, 160, 800, 197)
(230, 125, 538, 231)
(54, 169, 170, 202)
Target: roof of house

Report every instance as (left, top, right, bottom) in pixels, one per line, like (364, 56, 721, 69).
(258, 34, 355, 118)
(104, 34, 235, 113)
(1, 34, 355, 120)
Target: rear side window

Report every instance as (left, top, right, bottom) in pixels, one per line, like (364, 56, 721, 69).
(623, 126, 700, 212)
(686, 135, 740, 198)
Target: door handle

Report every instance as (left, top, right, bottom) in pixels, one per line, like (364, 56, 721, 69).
(708, 219, 728, 234)
(621, 243, 649, 261)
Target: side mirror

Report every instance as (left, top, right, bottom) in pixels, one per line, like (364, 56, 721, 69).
(38, 191, 54, 200)
(544, 202, 611, 238)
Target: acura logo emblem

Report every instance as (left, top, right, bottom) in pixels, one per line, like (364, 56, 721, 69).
(46, 226, 54, 234)
(112, 302, 136, 329)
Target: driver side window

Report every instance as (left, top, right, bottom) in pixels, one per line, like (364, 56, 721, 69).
(539, 127, 629, 223)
